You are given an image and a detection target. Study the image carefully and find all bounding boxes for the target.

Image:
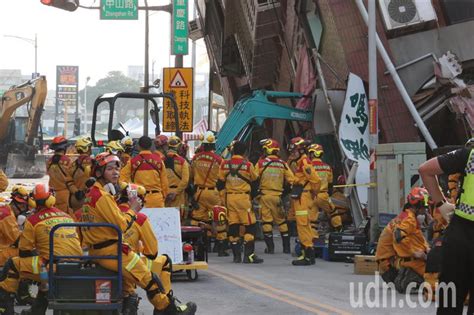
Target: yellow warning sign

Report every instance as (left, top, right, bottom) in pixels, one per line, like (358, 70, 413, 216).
(163, 67, 193, 132)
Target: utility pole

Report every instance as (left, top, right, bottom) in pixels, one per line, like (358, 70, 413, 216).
(368, 0, 378, 240)
(144, 0, 150, 137)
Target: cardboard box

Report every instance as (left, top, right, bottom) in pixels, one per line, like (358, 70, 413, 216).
(354, 255, 378, 275)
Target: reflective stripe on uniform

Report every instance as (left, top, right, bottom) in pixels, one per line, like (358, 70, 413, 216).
(456, 149, 474, 221)
(295, 210, 308, 216)
(125, 253, 141, 272)
(146, 257, 153, 271)
(32, 256, 39, 274)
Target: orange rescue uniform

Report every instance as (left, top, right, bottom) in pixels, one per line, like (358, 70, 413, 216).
(164, 151, 190, 210)
(0, 205, 20, 266)
(47, 153, 79, 215)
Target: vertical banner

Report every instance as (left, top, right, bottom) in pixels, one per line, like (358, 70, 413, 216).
(172, 0, 189, 55)
(339, 73, 370, 205)
(163, 67, 193, 132)
(56, 66, 79, 137)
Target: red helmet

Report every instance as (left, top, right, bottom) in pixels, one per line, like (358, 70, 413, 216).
(260, 138, 280, 155)
(211, 205, 227, 224)
(93, 152, 121, 177)
(155, 135, 169, 147)
(51, 136, 68, 151)
(30, 183, 56, 208)
(288, 137, 309, 152)
(407, 187, 429, 206)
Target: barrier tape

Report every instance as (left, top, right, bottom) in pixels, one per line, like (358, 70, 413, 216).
(333, 182, 377, 188)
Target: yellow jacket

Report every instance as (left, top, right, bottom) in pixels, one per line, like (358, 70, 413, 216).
(47, 153, 78, 193)
(72, 154, 93, 191)
(0, 170, 7, 192)
(164, 151, 190, 194)
(0, 205, 20, 250)
(20, 207, 82, 259)
(255, 155, 295, 196)
(218, 155, 258, 193)
(310, 158, 333, 194)
(120, 150, 169, 197)
(191, 151, 222, 188)
(80, 181, 132, 246)
(119, 204, 158, 259)
(293, 154, 321, 193)
(375, 215, 403, 261)
(392, 209, 429, 258)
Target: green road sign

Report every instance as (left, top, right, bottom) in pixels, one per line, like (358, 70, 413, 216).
(172, 0, 188, 55)
(101, 0, 138, 20)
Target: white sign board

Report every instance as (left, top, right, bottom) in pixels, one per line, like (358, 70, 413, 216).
(339, 73, 370, 205)
(141, 207, 183, 263)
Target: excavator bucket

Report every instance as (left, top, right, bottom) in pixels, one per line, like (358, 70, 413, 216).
(5, 153, 46, 178)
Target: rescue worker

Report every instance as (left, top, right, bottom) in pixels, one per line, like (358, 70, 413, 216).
(164, 136, 190, 212)
(121, 136, 134, 165)
(375, 213, 401, 284)
(0, 169, 7, 193)
(308, 143, 342, 234)
(287, 137, 321, 266)
(0, 183, 82, 315)
(190, 131, 227, 256)
(81, 152, 196, 315)
(392, 187, 430, 293)
(217, 141, 263, 264)
(70, 136, 93, 211)
(330, 175, 353, 227)
(121, 136, 169, 208)
(255, 138, 295, 254)
(154, 135, 169, 159)
(419, 140, 474, 314)
(116, 183, 174, 314)
(47, 136, 79, 215)
(0, 186, 28, 267)
(427, 196, 448, 241)
(286, 148, 300, 237)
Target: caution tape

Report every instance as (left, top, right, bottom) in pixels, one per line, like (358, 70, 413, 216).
(333, 182, 377, 188)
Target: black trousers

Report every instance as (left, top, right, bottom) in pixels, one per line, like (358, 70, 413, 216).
(437, 214, 474, 315)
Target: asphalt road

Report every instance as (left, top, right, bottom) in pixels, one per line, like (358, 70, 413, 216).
(8, 177, 443, 314)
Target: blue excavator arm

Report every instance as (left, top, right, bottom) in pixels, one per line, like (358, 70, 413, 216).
(215, 90, 313, 154)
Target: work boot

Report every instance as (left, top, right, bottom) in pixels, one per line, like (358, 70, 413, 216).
(153, 291, 197, 315)
(231, 241, 242, 263)
(305, 246, 316, 265)
(210, 238, 218, 253)
(16, 280, 34, 306)
(242, 241, 264, 264)
(263, 233, 275, 254)
(0, 289, 14, 315)
(217, 240, 230, 257)
(292, 247, 312, 266)
(20, 290, 49, 315)
(122, 293, 141, 315)
(281, 233, 291, 254)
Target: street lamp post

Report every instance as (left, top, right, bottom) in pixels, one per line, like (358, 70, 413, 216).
(4, 34, 38, 78)
(84, 76, 91, 134)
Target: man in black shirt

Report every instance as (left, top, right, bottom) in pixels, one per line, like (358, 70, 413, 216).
(419, 145, 474, 315)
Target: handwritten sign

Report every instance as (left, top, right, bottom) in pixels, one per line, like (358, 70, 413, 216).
(339, 73, 370, 205)
(141, 207, 183, 263)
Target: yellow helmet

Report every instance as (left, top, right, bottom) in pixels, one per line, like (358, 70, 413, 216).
(202, 131, 216, 144)
(75, 136, 92, 153)
(106, 141, 124, 154)
(260, 138, 280, 155)
(308, 143, 324, 158)
(168, 135, 182, 149)
(11, 185, 30, 204)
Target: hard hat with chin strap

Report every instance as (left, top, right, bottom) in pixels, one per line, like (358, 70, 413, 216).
(308, 143, 324, 158)
(75, 136, 92, 153)
(260, 138, 280, 155)
(202, 131, 216, 144)
(93, 152, 121, 178)
(106, 141, 124, 154)
(29, 183, 56, 209)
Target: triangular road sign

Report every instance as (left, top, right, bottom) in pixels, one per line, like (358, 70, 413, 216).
(169, 70, 187, 88)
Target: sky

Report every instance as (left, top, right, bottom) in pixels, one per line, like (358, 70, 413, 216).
(0, 0, 201, 87)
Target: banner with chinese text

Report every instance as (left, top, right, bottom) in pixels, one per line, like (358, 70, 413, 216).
(339, 73, 369, 205)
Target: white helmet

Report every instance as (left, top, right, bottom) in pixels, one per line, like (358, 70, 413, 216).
(202, 131, 216, 144)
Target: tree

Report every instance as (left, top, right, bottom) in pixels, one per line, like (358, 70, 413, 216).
(79, 71, 142, 114)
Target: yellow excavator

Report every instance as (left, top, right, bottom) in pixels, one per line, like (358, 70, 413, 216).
(0, 76, 47, 178)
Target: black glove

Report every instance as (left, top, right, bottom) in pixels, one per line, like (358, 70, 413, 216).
(290, 184, 304, 199)
(74, 190, 85, 201)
